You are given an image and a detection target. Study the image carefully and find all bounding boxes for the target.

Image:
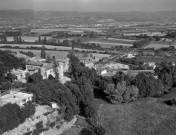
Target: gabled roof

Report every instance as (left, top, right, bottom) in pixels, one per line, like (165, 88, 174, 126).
(26, 61, 43, 66)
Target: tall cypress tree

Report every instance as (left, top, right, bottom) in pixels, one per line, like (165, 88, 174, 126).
(41, 46, 46, 59)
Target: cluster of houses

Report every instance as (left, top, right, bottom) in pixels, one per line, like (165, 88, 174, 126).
(11, 52, 70, 84)
(1, 49, 161, 107)
(11, 48, 162, 84)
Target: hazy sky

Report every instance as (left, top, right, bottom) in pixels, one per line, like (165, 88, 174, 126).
(0, 0, 176, 12)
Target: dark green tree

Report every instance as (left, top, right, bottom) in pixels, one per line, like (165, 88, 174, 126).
(41, 46, 46, 59)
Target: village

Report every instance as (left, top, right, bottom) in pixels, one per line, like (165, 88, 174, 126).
(0, 6, 176, 135)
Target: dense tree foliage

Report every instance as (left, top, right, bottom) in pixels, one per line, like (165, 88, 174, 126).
(24, 73, 79, 121)
(66, 52, 98, 118)
(135, 72, 165, 98)
(165, 31, 176, 39)
(155, 62, 174, 90)
(0, 50, 25, 92)
(19, 51, 35, 57)
(133, 38, 150, 48)
(40, 46, 46, 59)
(0, 102, 35, 134)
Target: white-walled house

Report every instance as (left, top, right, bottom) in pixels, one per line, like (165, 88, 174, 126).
(126, 53, 135, 58)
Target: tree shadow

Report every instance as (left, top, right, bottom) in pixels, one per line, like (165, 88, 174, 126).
(79, 128, 92, 135)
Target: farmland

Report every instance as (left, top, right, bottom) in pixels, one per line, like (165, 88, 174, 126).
(86, 41, 133, 48)
(144, 43, 176, 49)
(0, 44, 104, 52)
(108, 38, 136, 43)
(124, 32, 166, 37)
(82, 38, 134, 48)
(30, 28, 108, 35)
(0, 48, 109, 61)
(7, 36, 52, 42)
(30, 28, 69, 34)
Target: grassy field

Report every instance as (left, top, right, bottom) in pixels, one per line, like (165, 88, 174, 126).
(144, 43, 176, 49)
(0, 48, 109, 61)
(135, 56, 176, 63)
(124, 32, 166, 37)
(86, 41, 133, 48)
(0, 48, 68, 59)
(7, 36, 51, 42)
(30, 28, 69, 34)
(0, 44, 104, 52)
(108, 38, 136, 43)
(99, 98, 176, 135)
(81, 38, 134, 48)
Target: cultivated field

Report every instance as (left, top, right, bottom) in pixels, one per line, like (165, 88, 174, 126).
(85, 41, 133, 48)
(30, 28, 69, 34)
(0, 48, 109, 61)
(124, 32, 166, 37)
(7, 36, 51, 42)
(144, 43, 176, 49)
(108, 38, 136, 43)
(0, 48, 68, 59)
(0, 44, 103, 52)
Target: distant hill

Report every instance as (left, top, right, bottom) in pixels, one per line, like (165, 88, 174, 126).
(0, 10, 176, 24)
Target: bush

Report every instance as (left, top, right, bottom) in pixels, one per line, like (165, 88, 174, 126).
(12, 81, 23, 89)
(0, 102, 35, 134)
(0, 103, 21, 132)
(23, 131, 32, 135)
(64, 105, 75, 121)
(165, 98, 176, 106)
(104, 81, 139, 103)
(84, 102, 97, 119)
(32, 121, 44, 135)
(1, 81, 12, 91)
(135, 72, 165, 98)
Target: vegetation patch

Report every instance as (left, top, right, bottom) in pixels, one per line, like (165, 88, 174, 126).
(99, 98, 176, 135)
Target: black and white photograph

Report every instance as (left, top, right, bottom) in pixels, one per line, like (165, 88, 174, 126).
(0, 0, 176, 135)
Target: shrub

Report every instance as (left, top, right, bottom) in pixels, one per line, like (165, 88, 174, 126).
(135, 72, 165, 98)
(104, 81, 139, 103)
(23, 131, 32, 135)
(0, 102, 35, 134)
(84, 102, 97, 119)
(32, 121, 44, 135)
(12, 81, 23, 89)
(164, 98, 176, 106)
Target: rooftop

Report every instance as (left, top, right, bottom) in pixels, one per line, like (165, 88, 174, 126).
(27, 61, 43, 66)
(42, 63, 53, 70)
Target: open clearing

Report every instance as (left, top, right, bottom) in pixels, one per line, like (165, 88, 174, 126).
(99, 98, 176, 135)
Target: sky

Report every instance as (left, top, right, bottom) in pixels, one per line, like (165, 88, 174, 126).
(0, 0, 175, 12)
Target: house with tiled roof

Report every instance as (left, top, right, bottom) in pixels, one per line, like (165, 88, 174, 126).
(26, 61, 43, 72)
